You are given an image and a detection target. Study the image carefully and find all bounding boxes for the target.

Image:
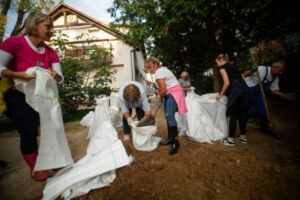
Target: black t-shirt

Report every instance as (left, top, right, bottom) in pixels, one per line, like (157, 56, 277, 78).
(218, 63, 243, 82)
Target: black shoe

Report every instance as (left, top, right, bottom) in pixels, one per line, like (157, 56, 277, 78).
(160, 138, 172, 146)
(160, 126, 172, 146)
(168, 126, 179, 155)
(168, 139, 179, 155)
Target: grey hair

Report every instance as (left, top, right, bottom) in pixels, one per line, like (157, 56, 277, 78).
(181, 71, 189, 78)
(271, 61, 286, 68)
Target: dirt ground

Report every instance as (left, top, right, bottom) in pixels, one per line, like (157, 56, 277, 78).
(0, 102, 300, 200)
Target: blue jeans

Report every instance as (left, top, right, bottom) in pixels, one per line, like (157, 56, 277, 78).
(122, 107, 144, 134)
(164, 94, 178, 127)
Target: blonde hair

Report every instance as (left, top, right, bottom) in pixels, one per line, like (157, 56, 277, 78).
(216, 53, 229, 62)
(144, 56, 160, 69)
(25, 12, 53, 36)
(181, 71, 189, 78)
(123, 84, 141, 102)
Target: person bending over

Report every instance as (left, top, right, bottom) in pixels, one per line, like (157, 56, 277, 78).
(118, 81, 152, 141)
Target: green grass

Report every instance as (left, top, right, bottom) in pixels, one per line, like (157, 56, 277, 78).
(0, 108, 94, 134)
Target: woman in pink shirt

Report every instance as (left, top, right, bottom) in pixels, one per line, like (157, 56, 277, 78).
(0, 12, 64, 181)
(144, 57, 187, 155)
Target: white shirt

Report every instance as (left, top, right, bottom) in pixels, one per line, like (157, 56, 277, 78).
(118, 81, 151, 113)
(245, 66, 280, 91)
(155, 67, 179, 90)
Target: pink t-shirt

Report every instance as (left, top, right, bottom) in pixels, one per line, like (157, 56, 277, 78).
(0, 36, 59, 72)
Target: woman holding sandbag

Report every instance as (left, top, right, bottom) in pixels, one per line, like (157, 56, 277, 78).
(0, 12, 64, 181)
(144, 57, 187, 155)
(215, 53, 253, 146)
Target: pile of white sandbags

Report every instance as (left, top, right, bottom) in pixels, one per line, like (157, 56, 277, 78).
(43, 97, 132, 200)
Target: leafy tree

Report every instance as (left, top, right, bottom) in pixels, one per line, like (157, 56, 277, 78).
(109, 0, 300, 94)
(0, 0, 12, 42)
(0, 0, 55, 42)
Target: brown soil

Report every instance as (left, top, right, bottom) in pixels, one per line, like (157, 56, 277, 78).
(0, 102, 300, 200)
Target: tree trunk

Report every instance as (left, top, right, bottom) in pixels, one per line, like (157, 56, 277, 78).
(11, 0, 26, 36)
(0, 0, 12, 42)
(213, 64, 221, 92)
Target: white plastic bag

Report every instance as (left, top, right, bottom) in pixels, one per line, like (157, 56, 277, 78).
(14, 67, 74, 171)
(175, 113, 187, 136)
(80, 111, 95, 138)
(43, 97, 132, 200)
(109, 93, 122, 128)
(88, 98, 111, 138)
(131, 122, 161, 151)
(86, 121, 119, 155)
(182, 89, 228, 143)
(43, 140, 130, 200)
(62, 171, 116, 200)
(109, 92, 119, 108)
(109, 107, 122, 128)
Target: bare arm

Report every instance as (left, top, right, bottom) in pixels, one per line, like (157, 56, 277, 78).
(182, 87, 191, 91)
(217, 68, 230, 99)
(243, 70, 252, 78)
(1, 69, 36, 81)
(271, 90, 284, 97)
(145, 110, 152, 115)
(156, 78, 167, 101)
(48, 68, 62, 82)
(123, 112, 130, 119)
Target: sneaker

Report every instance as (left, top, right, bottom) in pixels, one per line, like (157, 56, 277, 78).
(220, 138, 235, 146)
(236, 137, 247, 144)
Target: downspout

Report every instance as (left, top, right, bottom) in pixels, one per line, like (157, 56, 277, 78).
(130, 49, 136, 81)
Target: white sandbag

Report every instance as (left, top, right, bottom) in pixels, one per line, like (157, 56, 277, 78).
(88, 97, 111, 138)
(175, 113, 187, 136)
(86, 121, 119, 155)
(43, 97, 132, 200)
(80, 111, 94, 128)
(109, 93, 122, 128)
(109, 92, 119, 108)
(43, 139, 130, 200)
(62, 170, 116, 200)
(14, 67, 73, 171)
(183, 89, 228, 143)
(109, 107, 122, 128)
(80, 111, 95, 138)
(131, 122, 161, 151)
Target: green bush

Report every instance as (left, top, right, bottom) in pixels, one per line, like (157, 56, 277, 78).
(50, 32, 116, 112)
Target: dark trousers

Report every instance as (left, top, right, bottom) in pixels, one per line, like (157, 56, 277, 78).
(122, 107, 144, 134)
(227, 96, 250, 138)
(4, 89, 39, 154)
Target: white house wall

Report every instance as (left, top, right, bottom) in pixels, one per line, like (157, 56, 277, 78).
(52, 26, 135, 89)
(54, 27, 116, 41)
